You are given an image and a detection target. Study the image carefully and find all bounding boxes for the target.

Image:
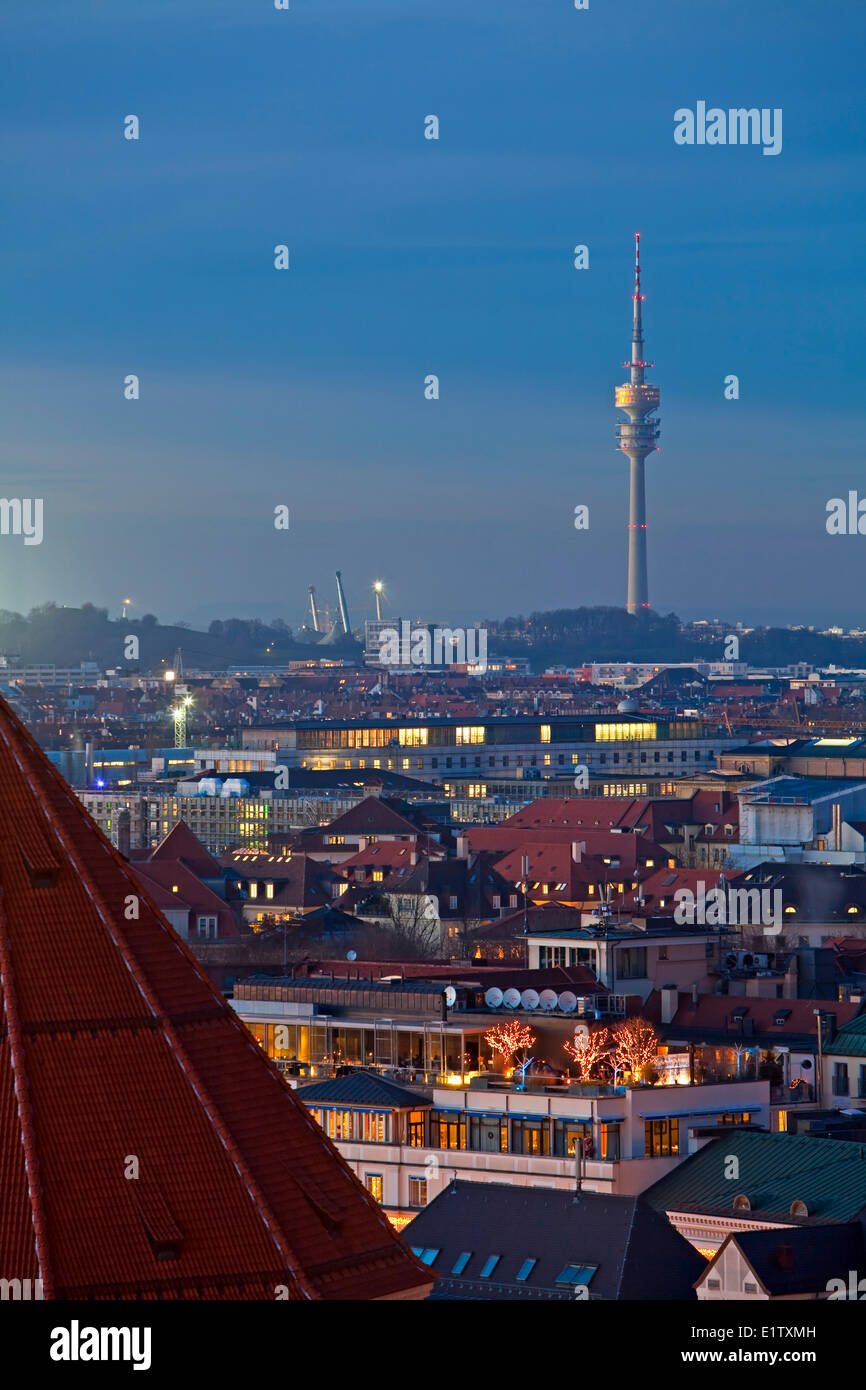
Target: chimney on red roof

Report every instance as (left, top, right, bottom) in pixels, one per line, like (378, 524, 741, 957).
(572, 841, 585, 864)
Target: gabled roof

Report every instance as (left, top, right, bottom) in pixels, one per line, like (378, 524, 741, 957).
(296, 1071, 431, 1109)
(644, 1131, 866, 1225)
(131, 860, 234, 920)
(321, 796, 421, 838)
(705, 1224, 866, 1296)
(0, 696, 430, 1301)
(401, 1181, 705, 1300)
(148, 819, 224, 878)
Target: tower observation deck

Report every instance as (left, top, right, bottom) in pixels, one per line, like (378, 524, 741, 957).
(615, 233, 660, 614)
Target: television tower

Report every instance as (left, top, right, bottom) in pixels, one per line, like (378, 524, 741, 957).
(615, 233, 660, 613)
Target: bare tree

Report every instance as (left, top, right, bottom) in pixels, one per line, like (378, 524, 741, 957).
(386, 894, 442, 960)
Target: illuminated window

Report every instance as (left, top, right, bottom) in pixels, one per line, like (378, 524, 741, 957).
(408, 1177, 428, 1208)
(540, 725, 551, 744)
(372, 870, 383, 883)
(645, 1118, 679, 1157)
(265, 882, 274, 900)
(249, 882, 258, 899)
(365, 1173, 383, 1202)
(398, 727, 428, 747)
(594, 722, 657, 742)
(326, 1110, 353, 1141)
(455, 726, 485, 745)
(362, 1112, 386, 1142)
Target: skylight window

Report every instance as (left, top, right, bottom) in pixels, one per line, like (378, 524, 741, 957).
(479, 1255, 500, 1278)
(410, 1247, 440, 1266)
(555, 1263, 598, 1286)
(451, 1251, 472, 1275)
(515, 1258, 537, 1282)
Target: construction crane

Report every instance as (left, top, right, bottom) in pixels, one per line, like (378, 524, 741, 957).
(308, 586, 320, 633)
(335, 571, 351, 636)
(172, 694, 192, 747)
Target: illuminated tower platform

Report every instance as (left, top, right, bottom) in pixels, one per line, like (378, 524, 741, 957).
(615, 234, 660, 614)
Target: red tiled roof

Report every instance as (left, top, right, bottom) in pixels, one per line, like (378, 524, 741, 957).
(148, 820, 224, 878)
(323, 796, 420, 837)
(651, 991, 864, 1037)
(0, 697, 430, 1301)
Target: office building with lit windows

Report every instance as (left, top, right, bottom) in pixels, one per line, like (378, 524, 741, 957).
(241, 714, 739, 786)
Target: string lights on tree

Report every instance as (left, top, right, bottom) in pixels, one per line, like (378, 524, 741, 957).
(563, 1027, 612, 1082)
(484, 1020, 536, 1072)
(611, 1017, 659, 1081)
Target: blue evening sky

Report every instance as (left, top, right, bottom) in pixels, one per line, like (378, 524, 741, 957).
(0, 0, 863, 630)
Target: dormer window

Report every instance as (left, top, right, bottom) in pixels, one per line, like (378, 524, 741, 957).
(732, 1194, 751, 1212)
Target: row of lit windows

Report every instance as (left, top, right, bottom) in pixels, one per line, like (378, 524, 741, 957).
(398, 728, 428, 747)
(595, 722, 657, 742)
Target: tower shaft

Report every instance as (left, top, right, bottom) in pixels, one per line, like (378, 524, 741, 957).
(615, 234, 660, 614)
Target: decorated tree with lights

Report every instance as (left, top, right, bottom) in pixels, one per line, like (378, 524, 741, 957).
(563, 1027, 612, 1082)
(611, 1017, 659, 1083)
(484, 1020, 536, 1072)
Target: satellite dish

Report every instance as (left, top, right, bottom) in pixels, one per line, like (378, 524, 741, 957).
(539, 989, 558, 1011)
(444, 985, 457, 1007)
(521, 988, 540, 1010)
(485, 986, 504, 1008)
(559, 991, 577, 1013)
(502, 987, 521, 1009)
(573, 1022, 590, 1041)
(346, 950, 357, 961)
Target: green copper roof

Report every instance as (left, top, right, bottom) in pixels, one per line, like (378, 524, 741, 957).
(824, 1015, 866, 1058)
(643, 1130, 866, 1224)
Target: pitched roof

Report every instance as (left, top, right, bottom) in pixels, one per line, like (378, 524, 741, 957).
(321, 796, 421, 837)
(649, 991, 863, 1047)
(824, 1013, 866, 1057)
(401, 1181, 705, 1300)
(296, 1071, 431, 1108)
(709, 1224, 866, 1296)
(0, 696, 431, 1301)
(644, 1131, 866, 1225)
(148, 820, 224, 878)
